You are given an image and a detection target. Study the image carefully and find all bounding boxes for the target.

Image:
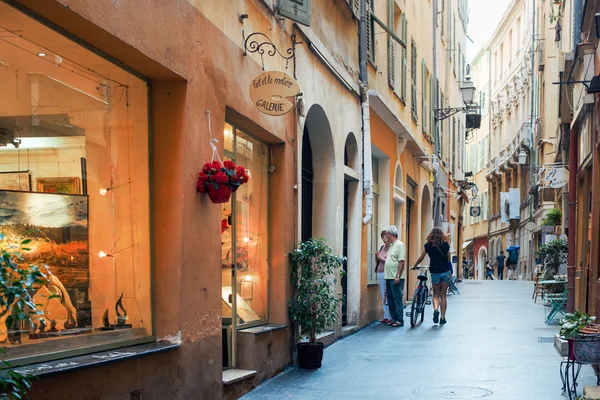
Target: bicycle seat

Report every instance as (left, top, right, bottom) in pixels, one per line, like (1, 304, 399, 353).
(417, 274, 428, 281)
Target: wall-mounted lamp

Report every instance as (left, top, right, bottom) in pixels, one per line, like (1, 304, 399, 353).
(518, 150, 528, 165)
(99, 180, 131, 196)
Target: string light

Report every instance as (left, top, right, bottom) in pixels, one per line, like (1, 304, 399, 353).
(36, 52, 46, 57)
(98, 245, 133, 259)
(99, 180, 131, 196)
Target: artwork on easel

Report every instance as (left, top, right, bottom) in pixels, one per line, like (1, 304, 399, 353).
(0, 171, 31, 191)
(0, 190, 90, 342)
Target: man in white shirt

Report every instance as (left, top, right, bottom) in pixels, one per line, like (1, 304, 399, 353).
(384, 225, 406, 327)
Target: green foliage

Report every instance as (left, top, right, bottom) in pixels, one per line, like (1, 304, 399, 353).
(0, 235, 48, 399)
(289, 238, 346, 344)
(535, 239, 568, 280)
(541, 209, 562, 227)
(560, 311, 596, 339)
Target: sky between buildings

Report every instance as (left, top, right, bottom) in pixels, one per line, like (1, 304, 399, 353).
(467, 0, 512, 63)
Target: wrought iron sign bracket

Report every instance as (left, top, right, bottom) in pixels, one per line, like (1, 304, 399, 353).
(242, 31, 302, 73)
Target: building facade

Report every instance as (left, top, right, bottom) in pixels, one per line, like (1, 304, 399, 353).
(0, 0, 468, 399)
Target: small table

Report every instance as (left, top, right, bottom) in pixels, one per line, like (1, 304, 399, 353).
(538, 280, 567, 301)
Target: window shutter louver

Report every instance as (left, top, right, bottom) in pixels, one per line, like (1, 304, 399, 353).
(401, 14, 408, 104)
(430, 75, 434, 144)
(366, 0, 373, 62)
(411, 40, 418, 122)
(452, 118, 456, 174)
(278, 0, 310, 26)
(422, 60, 427, 133)
(352, 0, 360, 18)
(388, 0, 395, 89)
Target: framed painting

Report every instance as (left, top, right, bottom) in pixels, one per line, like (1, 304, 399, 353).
(37, 177, 81, 195)
(0, 171, 31, 191)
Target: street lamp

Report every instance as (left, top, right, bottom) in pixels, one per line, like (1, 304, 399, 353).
(461, 77, 476, 105)
(518, 149, 528, 165)
(434, 77, 479, 121)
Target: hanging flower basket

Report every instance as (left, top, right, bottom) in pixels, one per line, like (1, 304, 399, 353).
(197, 160, 249, 204)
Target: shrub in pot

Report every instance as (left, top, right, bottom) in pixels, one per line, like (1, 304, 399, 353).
(535, 238, 568, 281)
(289, 238, 345, 369)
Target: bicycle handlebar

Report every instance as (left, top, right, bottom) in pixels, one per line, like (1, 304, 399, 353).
(410, 266, 429, 271)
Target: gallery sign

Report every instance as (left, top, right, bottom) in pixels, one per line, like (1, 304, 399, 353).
(249, 71, 300, 116)
(546, 167, 568, 189)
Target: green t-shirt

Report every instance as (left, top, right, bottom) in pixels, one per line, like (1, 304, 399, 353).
(384, 240, 406, 280)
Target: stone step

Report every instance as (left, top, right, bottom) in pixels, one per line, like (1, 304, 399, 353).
(584, 385, 600, 399)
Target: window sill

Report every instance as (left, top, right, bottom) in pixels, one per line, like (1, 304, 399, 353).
(223, 368, 257, 385)
(8, 341, 179, 378)
(238, 324, 286, 334)
(367, 281, 379, 286)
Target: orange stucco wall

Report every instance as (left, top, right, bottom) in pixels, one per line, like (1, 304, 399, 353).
(12, 0, 296, 399)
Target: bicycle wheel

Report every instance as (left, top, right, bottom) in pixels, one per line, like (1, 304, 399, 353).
(420, 287, 428, 323)
(410, 289, 420, 327)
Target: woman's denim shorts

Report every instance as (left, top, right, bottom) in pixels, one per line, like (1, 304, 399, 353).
(431, 270, 452, 284)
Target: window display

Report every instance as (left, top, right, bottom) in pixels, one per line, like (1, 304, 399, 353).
(0, 3, 151, 364)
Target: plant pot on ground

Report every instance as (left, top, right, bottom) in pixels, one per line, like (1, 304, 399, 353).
(289, 238, 345, 370)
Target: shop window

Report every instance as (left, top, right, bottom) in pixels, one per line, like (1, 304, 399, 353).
(221, 124, 269, 329)
(0, 3, 151, 364)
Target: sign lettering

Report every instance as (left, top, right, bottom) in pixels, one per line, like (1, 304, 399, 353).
(249, 71, 300, 116)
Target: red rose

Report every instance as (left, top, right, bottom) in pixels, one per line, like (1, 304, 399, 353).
(202, 163, 212, 174)
(198, 173, 208, 182)
(224, 160, 236, 170)
(215, 171, 229, 184)
(231, 175, 239, 182)
(211, 161, 222, 169)
(235, 166, 246, 175)
(196, 183, 206, 193)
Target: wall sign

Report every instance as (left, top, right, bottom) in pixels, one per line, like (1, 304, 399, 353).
(249, 71, 300, 116)
(470, 206, 481, 217)
(546, 167, 568, 189)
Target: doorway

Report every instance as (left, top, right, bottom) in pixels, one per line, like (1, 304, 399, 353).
(342, 180, 349, 326)
(301, 128, 313, 242)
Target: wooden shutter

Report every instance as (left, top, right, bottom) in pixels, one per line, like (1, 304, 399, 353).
(388, 0, 395, 89)
(401, 14, 408, 104)
(278, 0, 310, 26)
(410, 41, 416, 120)
(422, 60, 427, 133)
(458, 46, 462, 81)
(347, 0, 359, 18)
(430, 75, 434, 144)
(366, 0, 373, 62)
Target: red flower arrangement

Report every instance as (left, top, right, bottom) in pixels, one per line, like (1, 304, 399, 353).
(197, 160, 249, 203)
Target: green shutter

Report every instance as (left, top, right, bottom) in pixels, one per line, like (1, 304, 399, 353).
(352, 0, 360, 18)
(401, 14, 408, 104)
(430, 75, 434, 144)
(278, 0, 310, 26)
(411, 40, 418, 122)
(366, 0, 373, 62)
(422, 60, 427, 134)
(388, 0, 395, 89)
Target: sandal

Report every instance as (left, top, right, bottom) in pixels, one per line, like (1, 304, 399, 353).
(391, 322, 402, 327)
(379, 318, 390, 323)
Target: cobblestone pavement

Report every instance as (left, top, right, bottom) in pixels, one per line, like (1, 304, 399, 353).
(241, 280, 596, 400)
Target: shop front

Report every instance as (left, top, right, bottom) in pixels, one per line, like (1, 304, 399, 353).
(0, 1, 296, 399)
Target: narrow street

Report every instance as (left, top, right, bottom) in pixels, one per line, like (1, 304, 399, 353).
(243, 281, 596, 400)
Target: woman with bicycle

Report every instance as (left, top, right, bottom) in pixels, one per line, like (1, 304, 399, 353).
(413, 227, 451, 325)
(374, 230, 392, 324)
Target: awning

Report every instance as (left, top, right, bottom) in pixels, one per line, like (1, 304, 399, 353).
(462, 240, 474, 250)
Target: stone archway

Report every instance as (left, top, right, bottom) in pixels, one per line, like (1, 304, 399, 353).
(478, 246, 488, 280)
(302, 104, 336, 244)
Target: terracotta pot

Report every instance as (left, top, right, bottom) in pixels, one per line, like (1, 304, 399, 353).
(297, 342, 324, 369)
(207, 185, 231, 203)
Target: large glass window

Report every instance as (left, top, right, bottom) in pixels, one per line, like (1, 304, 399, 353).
(367, 156, 380, 283)
(0, 3, 151, 365)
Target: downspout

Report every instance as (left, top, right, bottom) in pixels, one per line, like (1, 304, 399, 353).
(487, 48, 492, 251)
(432, 0, 440, 227)
(567, 127, 577, 313)
(359, 0, 373, 225)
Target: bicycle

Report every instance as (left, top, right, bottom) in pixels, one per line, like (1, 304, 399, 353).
(406, 266, 431, 327)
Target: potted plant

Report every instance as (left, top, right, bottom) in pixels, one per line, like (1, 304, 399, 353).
(288, 238, 345, 369)
(535, 238, 568, 281)
(560, 312, 600, 363)
(0, 236, 48, 398)
(196, 160, 249, 203)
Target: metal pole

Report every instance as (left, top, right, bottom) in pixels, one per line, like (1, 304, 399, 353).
(527, 0, 536, 276)
(432, 0, 440, 228)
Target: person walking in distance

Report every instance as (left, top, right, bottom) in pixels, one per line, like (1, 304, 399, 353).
(413, 227, 452, 325)
(506, 246, 520, 280)
(496, 250, 506, 281)
(485, 261, 495, 280)
(375, 230, 392, 324)
(384, 225, 406, 328)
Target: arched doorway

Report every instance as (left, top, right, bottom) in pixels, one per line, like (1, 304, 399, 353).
(301, 105, 336, 243)
(343, 132, 360, 326)
(478, 246, 488, 280)
(420, 185, 433, 266)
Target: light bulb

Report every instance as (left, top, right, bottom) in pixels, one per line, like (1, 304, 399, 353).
(98, 251, 107, 258)
(99, 188, 108, 196)
(244, 275, 252, 282)
(243, 237, 250, 243)
(37, 52, 46, 57)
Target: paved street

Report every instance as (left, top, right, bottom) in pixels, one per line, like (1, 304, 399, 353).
(242, 281, 596, 400)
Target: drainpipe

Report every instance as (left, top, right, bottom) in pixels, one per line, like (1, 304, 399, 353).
(432, 0, 440, 228)
(359, 0, 373, 225)
(567, 126, 577, 313)
(574, 0, 582, 51)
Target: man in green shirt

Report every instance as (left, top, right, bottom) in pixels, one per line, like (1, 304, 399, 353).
(384, 225, 406, 327)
